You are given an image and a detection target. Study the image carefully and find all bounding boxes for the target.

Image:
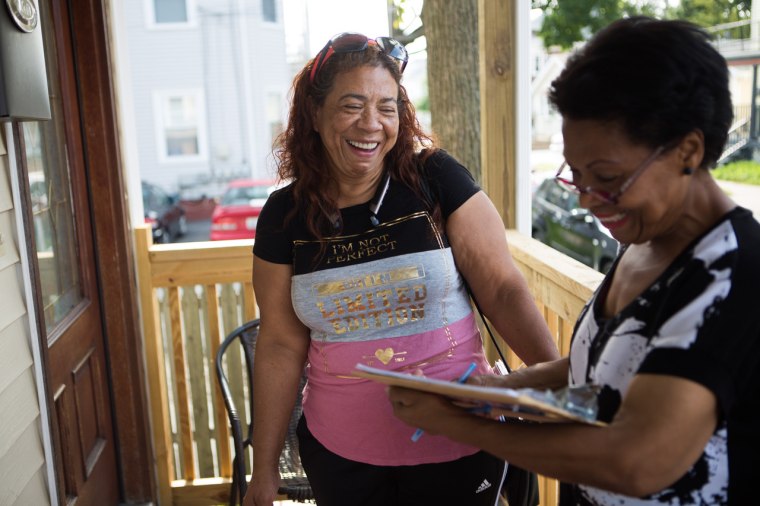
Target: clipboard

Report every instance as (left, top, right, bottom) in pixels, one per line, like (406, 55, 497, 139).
(352, 363, 606, 426)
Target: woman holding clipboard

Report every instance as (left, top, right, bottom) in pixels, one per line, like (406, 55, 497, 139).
(389, 17, 760, 505)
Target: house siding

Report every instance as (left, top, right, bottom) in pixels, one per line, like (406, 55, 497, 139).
(123, 0, 290, 195)
(13, 464, 48, 506)
(0, 131, 50, 505)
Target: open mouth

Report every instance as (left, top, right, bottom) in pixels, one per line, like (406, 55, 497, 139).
(597, 212, 628, 229)
(347, 139, 379, 151)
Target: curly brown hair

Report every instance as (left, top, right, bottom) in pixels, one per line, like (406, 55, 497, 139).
(274, 41, 438, 240)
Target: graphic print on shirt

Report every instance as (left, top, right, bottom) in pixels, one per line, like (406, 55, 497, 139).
(289, 208, 489, 466)
(291, 211, 475, 375)
(568, 220, 739, 504)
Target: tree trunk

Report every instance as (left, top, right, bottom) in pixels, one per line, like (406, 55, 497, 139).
(422, 0, 481, 180)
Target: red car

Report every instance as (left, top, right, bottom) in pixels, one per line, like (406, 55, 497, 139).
(210, 179, 278, 240)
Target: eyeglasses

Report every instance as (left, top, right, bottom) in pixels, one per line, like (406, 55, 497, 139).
(309, 32, 409, 84)
(555, 145, 665, 205)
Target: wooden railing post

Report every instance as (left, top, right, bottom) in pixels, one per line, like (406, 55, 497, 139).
(134, 225, 174, 505)
(479, 0, 516, 228)
(169, 285, 196, 481)
(206, 285, 232, 479)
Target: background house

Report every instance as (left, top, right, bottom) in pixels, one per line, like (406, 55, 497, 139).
(120, 0, 290, 199)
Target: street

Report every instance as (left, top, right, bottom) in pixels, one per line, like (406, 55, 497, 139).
(717, 180, 760, 218)
(178, 219, 212, 243)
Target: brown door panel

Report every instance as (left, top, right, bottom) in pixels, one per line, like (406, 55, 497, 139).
(51, 349, 118, 505)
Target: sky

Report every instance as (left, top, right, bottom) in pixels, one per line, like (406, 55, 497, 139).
(306, 0, 391, 53)
(281, 0, 428, 105)
(283, 0, 391, 59)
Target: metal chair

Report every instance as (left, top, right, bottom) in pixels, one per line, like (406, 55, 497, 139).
(215, 319, 313, 505)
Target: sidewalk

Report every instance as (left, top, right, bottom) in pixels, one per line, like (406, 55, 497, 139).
(716, 180, 760, 218)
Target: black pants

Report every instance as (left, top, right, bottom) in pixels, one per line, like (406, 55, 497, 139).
(297, 416, 506, 506)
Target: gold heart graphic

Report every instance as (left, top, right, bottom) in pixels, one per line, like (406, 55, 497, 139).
(374, 348, 394, 365)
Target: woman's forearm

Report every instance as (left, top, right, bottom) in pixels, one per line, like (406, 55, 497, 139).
(484, 282, 561, 366)
(251, 335, 307, 470)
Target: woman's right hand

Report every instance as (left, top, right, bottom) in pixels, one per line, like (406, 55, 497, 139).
(467, 373, 523, 389)
(243, 467, 281, 506)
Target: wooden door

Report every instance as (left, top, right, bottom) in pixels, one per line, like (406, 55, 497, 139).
(16, 0, 120, 504)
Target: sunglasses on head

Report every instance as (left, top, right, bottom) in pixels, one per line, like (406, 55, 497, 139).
(309, 32, 409, 84)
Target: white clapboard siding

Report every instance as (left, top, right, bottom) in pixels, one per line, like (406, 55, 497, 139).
(0, 131, 49, 505)
(0, 267, 25, 332)
(0, 319, 33, 399)
(12, 467, 48, 506)
(0, 211, 20, 271)
(0, 134, 9, 212)
(0, 420, 45, 506)
(0, 369, 41, 461)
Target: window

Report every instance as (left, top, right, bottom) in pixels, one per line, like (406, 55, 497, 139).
(155, 0, 187, 23)
(154, 90, 207, 161)
(24, 121, 82, 330)
(262, 0, 276, 22)
(146, 0, 195, 27)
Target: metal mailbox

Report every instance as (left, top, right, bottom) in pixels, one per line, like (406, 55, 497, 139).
(0, 0, 50, 121)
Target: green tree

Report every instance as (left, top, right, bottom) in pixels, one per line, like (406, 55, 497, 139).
(532, 0, 752, 49)
(536, 0, 623, 49)
(670, 0, 751, 28)
(532, 0, 662, 49)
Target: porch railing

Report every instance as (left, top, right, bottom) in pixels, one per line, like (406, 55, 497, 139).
(134, 225, 603, 505)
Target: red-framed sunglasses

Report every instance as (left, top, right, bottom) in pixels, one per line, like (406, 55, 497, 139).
(309, 32, 409, 84)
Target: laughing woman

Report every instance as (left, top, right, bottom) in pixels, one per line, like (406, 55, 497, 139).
(247, 33, 559, 506)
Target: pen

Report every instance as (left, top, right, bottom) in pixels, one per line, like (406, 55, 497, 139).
(411, 361, 478, 442)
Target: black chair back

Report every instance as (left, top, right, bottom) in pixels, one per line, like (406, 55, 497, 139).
(215, 319, 313, 504)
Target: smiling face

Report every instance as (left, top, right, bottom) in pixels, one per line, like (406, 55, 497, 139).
(561, 118, 696, 246)
(313, 65, 400, 185)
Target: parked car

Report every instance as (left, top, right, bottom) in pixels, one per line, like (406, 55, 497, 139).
(142, 181, 186, 243)
(210, 179, 278, 240)
(532, 177, 619, 273)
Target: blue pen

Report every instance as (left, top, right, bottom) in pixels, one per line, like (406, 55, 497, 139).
(411, 361, 478, 442)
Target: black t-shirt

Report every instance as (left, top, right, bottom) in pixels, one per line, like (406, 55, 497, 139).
(253, 150, 481, 268)
(568, 207, 760, 505)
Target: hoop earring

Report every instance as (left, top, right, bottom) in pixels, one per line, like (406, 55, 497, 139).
(682, 167, 694, 175)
